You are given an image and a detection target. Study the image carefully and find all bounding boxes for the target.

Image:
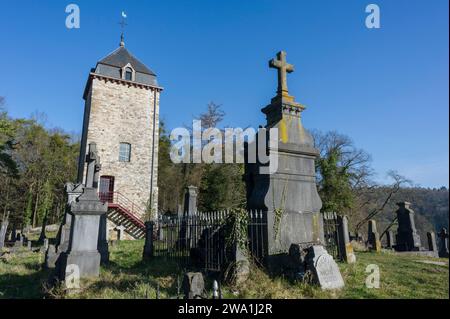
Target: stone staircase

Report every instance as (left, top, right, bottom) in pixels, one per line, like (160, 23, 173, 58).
(100, 192, 146, 239)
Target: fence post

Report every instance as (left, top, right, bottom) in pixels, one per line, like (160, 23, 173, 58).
(143, 221, 154, 259)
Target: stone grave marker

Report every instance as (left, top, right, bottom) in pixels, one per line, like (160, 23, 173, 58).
(427, 232, 438, 257)
(386, 230, 396, 249)
(244, 51, 324, 270)
(438, 228, 449, 258)
(395, 202, 421, 251)
(182, 272, 205, 299)
(337, 215, 356, 263)
(305, 245, 344, 290)
(368, 220, 381, 252)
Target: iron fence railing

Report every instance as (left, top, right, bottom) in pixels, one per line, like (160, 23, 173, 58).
(151, 210, 267, 272)
(322, 211, 342, 261)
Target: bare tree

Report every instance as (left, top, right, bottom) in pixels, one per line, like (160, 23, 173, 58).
(354, 170, 412, 233)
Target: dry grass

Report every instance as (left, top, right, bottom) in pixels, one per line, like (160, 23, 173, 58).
(1, 240, 448, 299)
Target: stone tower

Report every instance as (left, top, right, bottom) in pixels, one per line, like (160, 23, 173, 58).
(78, 37, 162, 221)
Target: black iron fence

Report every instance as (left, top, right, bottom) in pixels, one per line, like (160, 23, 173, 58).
(151, 210, 267, 272)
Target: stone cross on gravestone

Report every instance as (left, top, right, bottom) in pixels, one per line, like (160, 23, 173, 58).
(269, 51, 294, 95)
(85, 143, 101, 189)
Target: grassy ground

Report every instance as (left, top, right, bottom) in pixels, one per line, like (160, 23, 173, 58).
(0, 240, 448, 299)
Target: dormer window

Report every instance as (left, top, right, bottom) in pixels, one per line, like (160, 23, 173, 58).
(125, 67, 133, 81)
(121, 64, 135, 81)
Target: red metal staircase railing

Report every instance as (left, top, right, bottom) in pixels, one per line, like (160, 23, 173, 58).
(99, 192, 146, 231)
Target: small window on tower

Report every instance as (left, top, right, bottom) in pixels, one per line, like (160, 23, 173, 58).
(125, 67, 133, 81)
(119, 143, 131, 162)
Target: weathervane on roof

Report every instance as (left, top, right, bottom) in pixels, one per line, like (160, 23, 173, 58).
(119, 11, 127, 47)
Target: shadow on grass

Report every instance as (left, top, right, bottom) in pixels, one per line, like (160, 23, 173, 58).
(0, 267, 50, 299)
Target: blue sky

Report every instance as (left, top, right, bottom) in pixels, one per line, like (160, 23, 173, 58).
(0, 0, 448, 187)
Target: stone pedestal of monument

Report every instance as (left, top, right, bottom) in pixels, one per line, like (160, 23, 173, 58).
(57, 187, 107, 280)
(55, 183, 84, 255)
(244, 51, 324, 270)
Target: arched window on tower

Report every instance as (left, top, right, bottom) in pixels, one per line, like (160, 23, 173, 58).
(119, 143, 131, 162)
(125, 67, 133, 81)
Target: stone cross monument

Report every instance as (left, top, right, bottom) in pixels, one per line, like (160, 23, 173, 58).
(245, 51, 324, 269)
(57, 143, 108, 280)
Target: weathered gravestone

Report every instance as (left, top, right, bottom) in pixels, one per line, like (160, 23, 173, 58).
(178, 186, 198, 249)
(395, 202, 421, 251)
(37, 212, 48, 244)
(367, 220, 381, 252)
(427, 231, 438, 257)
(45, 245, 58, 268)
(438, 228, 449, 258)
(55, 183, 84, 255)
(27, 240, 32, 250)
(56, 143, 108, 280)
(304, 245, 345, 290)
(0, 212, 9, 250)
(182, 272, 205, 299)
(386, 230, 396, 249)
(337, 215, 356, 263)
(244, 51, 325, 269)
(14, 233, 24, 248)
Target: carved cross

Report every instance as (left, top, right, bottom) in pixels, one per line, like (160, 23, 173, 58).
(269, 51, 294, 95)
(85, 143, 100, 188)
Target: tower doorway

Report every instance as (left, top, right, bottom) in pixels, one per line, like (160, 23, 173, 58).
(99, 176, 115, 202)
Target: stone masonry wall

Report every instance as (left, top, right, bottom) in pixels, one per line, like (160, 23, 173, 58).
(82, 77, 160, 218)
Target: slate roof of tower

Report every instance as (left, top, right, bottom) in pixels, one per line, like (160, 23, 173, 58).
(97, 46, 156, 76)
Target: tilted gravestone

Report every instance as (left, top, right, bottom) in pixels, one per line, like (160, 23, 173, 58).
(304, 245, 345, 290)
(244, 51, 325, 270)
(438, 228, 449, 258)
(395, 202, 421, 251)
(427, 232, 438, 257)
(367, 220, 381, 252)
(337, 215, 356, 263)
(182, 272, 205, 299)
